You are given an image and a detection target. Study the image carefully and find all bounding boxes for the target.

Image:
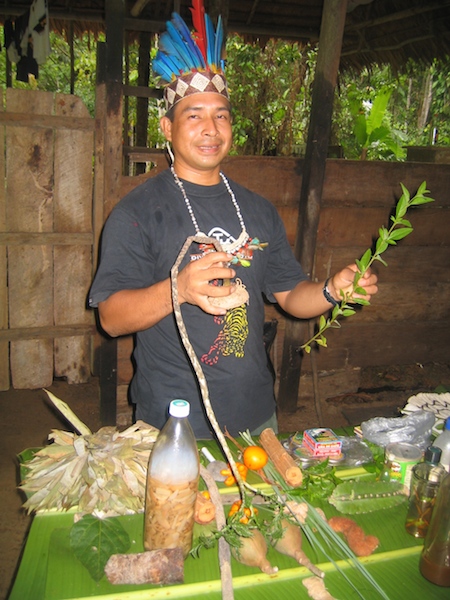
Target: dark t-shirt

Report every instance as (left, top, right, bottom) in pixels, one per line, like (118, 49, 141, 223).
(89, 169, 307, 438)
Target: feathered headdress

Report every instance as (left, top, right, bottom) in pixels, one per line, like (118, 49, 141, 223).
(153, 0, 228, 113)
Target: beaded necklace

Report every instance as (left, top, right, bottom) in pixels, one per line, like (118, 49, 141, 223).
(170, 165, 249, 254)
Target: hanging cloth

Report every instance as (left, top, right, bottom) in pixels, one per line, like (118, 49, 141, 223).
(20, 0, 51, 66)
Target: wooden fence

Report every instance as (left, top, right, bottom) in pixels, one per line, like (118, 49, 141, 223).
(0, 89, 95, 390)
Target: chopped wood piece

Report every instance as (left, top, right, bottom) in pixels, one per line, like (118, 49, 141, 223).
(104, 548, 184, 585)
(259, 428, 303, 487)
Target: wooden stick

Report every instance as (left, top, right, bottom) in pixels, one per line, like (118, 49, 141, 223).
(200, 465, 234, 600)
(259, 428, 303, 487)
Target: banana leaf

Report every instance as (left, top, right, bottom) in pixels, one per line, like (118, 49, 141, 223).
(9, 498, 449, 600)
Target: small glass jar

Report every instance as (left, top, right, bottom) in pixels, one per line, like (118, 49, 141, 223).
(405, 446, 446, 538)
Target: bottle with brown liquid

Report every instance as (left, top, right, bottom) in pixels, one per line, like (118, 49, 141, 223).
(144, 399, 199, 558)
(419, 471, 450, 586)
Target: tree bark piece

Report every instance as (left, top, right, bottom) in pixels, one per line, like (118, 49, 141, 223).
(259, 428, 303, 487)
(104, 547, 184, 585)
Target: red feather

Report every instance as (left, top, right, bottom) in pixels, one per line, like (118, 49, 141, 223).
(190, 0, 207, 62)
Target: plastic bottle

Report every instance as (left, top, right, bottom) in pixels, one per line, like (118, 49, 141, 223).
(419, 471, 450, 586)
(405, 445, 446, 538)
(144, 399, 199, 558)
(433, 417, 450, 472)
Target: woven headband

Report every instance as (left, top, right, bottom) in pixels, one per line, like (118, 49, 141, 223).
(153, 0, 229, 112)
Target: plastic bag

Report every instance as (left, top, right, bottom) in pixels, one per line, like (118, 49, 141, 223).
(360, 409, 435, 450)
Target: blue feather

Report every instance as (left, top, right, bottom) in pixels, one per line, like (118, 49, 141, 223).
(204, 14, 216, 66)
(214, 15, 223, 67)
(166, 21, 197, 70)
(171, 12, 206, 68)
(159, 33, 190, 71)
(153, 53, 175, 82)
(158, 51, 184, 78)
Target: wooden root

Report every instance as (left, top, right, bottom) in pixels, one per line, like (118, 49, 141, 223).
(104, 547, 184, 585)
(259, 428, 303, 487)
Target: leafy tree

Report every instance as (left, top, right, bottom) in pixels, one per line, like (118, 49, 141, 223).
(225, 35, 316, 155)
(1, 31, 448, 159)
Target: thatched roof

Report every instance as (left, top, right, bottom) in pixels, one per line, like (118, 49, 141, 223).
(3, 1, 450, 71)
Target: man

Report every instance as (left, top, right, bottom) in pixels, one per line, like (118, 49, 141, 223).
(89, 7, 377, 438)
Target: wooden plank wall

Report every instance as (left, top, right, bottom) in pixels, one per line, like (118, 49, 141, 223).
(115, 154, 450, 424)
(0, 89, 95, 390)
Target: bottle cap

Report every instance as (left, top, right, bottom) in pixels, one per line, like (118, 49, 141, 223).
(169, 399, 190, 418)
(424, 445, 442, 464)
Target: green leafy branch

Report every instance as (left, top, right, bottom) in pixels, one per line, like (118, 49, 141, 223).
(301, 181, 434, 353)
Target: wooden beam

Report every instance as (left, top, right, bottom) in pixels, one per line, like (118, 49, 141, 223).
(0, 232, 93, 245)
(345, 1, 450, 31)
(0, 325, 96, 342)
(0, 112, 95, 130)
(131, 0, 152, 17)
(278, 0, 348, 415)
(122, 84, 163, 99)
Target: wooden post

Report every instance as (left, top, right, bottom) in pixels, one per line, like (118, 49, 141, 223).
(94, 0, 126, 425)
(135, 31, 151, 176)
(278, 0, 348, 414)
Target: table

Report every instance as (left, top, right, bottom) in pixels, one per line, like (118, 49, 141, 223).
(9, 446, 449, 600)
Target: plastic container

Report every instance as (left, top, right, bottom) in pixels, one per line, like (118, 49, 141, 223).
(405, 446, 446, 538)
(144, 399, 199, 558)
(433, 417, 450, 472)
(419, 471, 450, 586)
(379, 442, 423, 489)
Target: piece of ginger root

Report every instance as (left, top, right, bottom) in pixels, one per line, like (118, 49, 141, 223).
(303, 576, 337, 600)
(328, 516, 379, 557)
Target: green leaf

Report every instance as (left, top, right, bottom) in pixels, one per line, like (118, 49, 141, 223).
(357, 248, 372, 272)
(399, 182, 410, 204)
(354, 114, 367, 146)
(368, 125, 390, 144)
(374, 255, 388, 267)
(316, 336, 327, 347)
(353, 298, 370, 306)
(391, 217, 412, 227)
(394, 193, 408, 220)
(410, 194, 435, 206)
(69, 515, 130, 582)
(366, 88, 392, 132)
(342, 308, 356, 316)
(375, 238, 389, 254)
(389, 227, 413, 241)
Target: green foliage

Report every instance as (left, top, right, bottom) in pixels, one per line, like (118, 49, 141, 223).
(225, 35, 315, 155)
(1, 31, 448, 158)
(302, 182, 435, 353)
(334, 59, 450, 157)
(288, 459, 343, 502)
(69, 514, 130, 582)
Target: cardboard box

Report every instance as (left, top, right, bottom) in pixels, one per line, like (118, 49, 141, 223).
(302, 428, 342, 458)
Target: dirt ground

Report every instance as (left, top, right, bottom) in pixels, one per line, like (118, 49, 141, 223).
(1, 362, 449, 599)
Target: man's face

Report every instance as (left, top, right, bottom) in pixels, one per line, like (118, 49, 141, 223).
(160, 93, 233, 183)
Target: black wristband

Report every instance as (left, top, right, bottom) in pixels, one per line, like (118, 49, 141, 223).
(323, 277, 339, 306)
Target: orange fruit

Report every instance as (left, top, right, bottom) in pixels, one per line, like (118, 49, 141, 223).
(243, 445, 269, 470)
